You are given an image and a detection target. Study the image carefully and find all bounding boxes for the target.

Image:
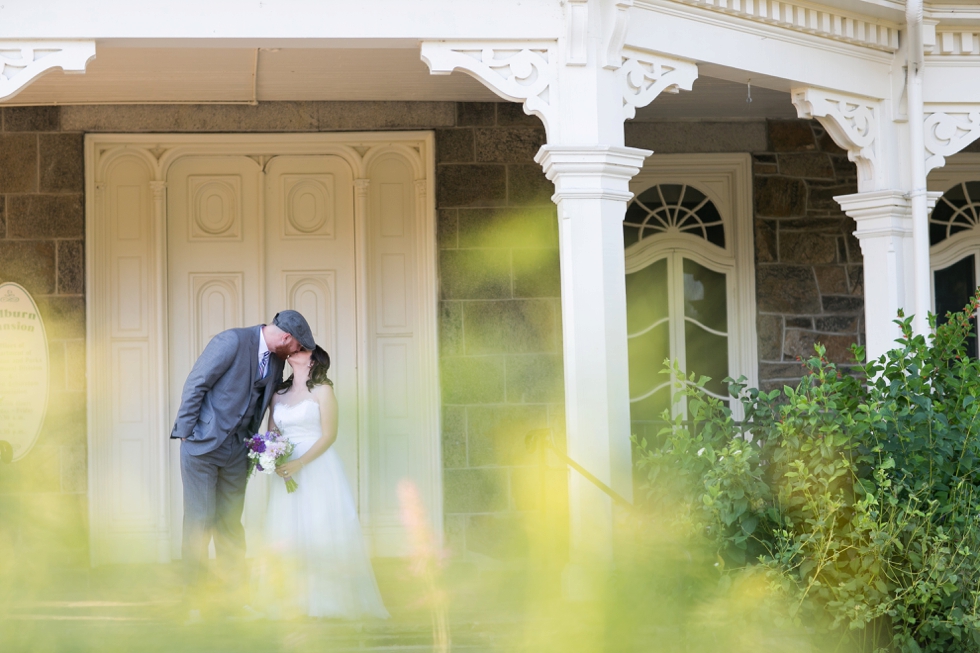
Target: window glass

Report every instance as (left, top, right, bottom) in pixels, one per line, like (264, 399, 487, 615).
(935, 256, 978, 358)
(624, 183, 726, 248)
(683, 258, 727, 333)
(930, 181, 980, 245)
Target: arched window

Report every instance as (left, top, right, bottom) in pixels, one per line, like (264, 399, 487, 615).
(624, 157, 756, 438)
(930, 180, 980, 357)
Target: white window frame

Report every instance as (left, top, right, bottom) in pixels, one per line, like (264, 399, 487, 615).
(927, 153, 980, 312)
(625, 153, 757, 419)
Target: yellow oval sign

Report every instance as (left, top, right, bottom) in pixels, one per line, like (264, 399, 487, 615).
(0, 282, 49, 461)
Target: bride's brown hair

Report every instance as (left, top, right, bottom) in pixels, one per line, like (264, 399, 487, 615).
(276, 345, 332, 394)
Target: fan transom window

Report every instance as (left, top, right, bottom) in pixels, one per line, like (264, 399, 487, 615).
(624, 183, 726, 249)
(930, 181, 980, 245)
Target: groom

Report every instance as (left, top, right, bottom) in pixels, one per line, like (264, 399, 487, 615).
(170, 310, 315, 611)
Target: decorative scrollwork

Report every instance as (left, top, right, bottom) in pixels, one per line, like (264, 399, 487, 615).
(793, 87, 880, 190)
(624, 183, 726, 249)
(0, 41, 96, 101)
(924, 111, 980, 174)
(421, 41, 558, 137)
(618, 50, 698, 120)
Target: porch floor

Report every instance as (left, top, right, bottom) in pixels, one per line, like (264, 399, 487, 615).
(0, 561, 614, 653)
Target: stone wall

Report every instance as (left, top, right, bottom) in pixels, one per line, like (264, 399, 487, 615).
(434, 103, 567, 561)
(626, 118, 863, 391)
(0, 106, 87, 564)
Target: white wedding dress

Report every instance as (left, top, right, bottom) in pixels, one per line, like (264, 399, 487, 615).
(258, 398, 389, 620)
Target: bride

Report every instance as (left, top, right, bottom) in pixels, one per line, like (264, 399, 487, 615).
(259, 344, 389, 620)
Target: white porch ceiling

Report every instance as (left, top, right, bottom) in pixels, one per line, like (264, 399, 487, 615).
(7, 45, 798, 120)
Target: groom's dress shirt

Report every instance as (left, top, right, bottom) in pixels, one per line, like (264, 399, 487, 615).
(257, 327, 270, 378)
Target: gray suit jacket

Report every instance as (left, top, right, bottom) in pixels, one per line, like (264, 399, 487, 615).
(170, 326, 285, 456)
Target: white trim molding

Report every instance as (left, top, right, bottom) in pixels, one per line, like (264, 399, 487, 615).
(535, 144, 652, 203)
(0, 41, 95, 102)
(792, 87, 881, 191)
(924, 107, 980, 174)
(618, 47, 698, 120)
(421, 41, 559, 138)
(662, 0, 900, 52)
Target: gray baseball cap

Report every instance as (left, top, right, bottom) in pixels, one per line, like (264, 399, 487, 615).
(272, 310, 315, 350)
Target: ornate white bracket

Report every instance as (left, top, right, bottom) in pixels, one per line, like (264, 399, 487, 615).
(604, 0, 634, 69)
(0, 41, 96, 101)
(618, 48, 698, 120)
(924, 108, 980, 174)
(793, 87, 881, 191)
(421, 41, 558, 137)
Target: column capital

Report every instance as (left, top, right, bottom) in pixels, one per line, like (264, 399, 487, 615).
(534, 144, 652, 203)
(835, 190, 942, 240)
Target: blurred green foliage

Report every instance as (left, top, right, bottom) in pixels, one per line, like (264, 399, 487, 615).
(634, 291, 980, 653)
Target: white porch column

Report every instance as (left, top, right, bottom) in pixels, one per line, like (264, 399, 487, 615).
(423, 0, 698, 598)
(835, 191, 941, 357)
(536, 144, 649, 594)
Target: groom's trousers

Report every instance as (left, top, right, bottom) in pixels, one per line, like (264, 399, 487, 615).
(180, 434, 248, 595)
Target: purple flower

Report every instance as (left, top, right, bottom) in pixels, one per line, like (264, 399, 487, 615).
(249, 437, 267, 453)
(256, 463, 264, 472)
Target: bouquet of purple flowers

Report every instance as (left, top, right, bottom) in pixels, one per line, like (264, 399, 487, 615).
(246, 430, 298, 493)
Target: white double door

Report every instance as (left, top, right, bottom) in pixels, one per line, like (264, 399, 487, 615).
(167, 154, 358, 556)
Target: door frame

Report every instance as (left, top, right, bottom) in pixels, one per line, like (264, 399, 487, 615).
(85, 133, 442, 564)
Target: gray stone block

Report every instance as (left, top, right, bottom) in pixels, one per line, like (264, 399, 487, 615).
(437, 164, 507, 207)
(57, 240, 84, 295)
(756, 314, 783, 361)
(475, 127, 546, 163)
(442, 405, 468, 470)
(0, 195, 5, 236)
(439, 249, 511, 300)
(61, 445, 88, 494)
(496, 102, 542, 127)
(511, 466, 569, 513)
(807, 182, 857, 212)
(437, 209, 458, 248)
(463, 299, 558, 355)
(4, 106, 59, 132)
(443, 468, 509, 513)
(778, 153, 834, 179)
(784, 329, 857, 364)
(466, 404, 548, 467)
(848, 265, 864, 295)
(439, 301, 464, 357)
(507, 164, 553, 206)
(0, 133, 37, 193)
(505, 354, 564, 403)
(458, 207, 557, 250)
(436, 129, 475, 163)
(754, 219, 777, 263)
(35, 296, 85, 340)
(512, 248, 560, 298)
(754, 176, 806, 217)
(7, 194, 84, 239)
(0, 240, 55, 295)
(815, 315, 859, 333)
(625, 121, 768, 153)
(779, 231, 838, 264)
(785, 316, 813, 328)
(62, 103, 320, 132)
(319, 101, 454, 130)
(822, 295, 864, 314)
(813, 265, 848, 295)
(456, 102, 496, 127)
(758, 361, 807, 380)
(40, 133, 84, 193)
(756, 265, 820, 313)
(768, 120, 816, 152)
(440, 355, 506, 404)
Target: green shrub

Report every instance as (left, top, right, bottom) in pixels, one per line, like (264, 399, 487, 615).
(633, 293, 980, 653)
